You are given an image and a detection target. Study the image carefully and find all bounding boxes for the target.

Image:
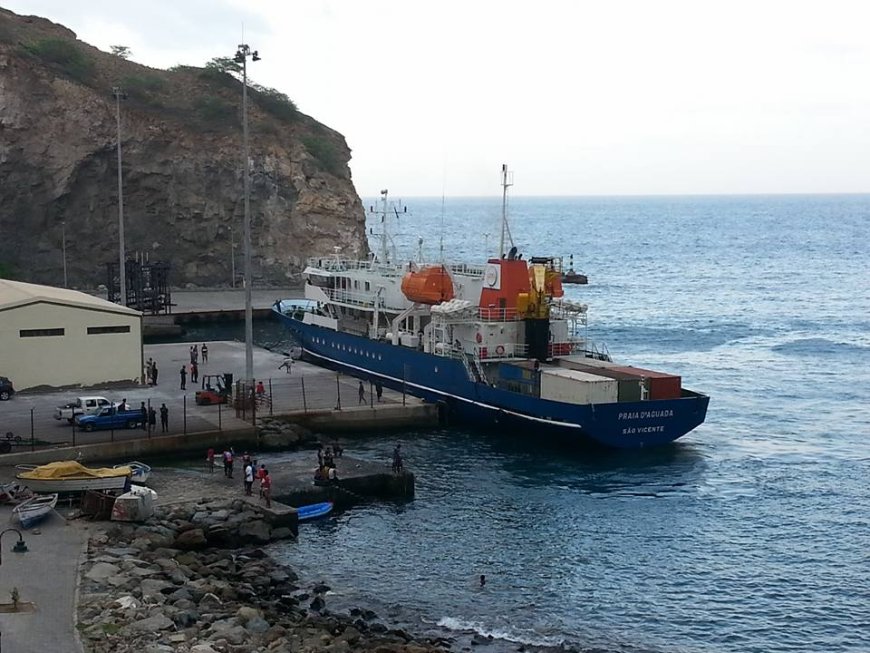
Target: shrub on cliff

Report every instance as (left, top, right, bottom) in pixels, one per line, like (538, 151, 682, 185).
(251, 85, 298, 124)
(193, 96, 236, 129)
(302, 135, 343, 176)
(121, 74, 166, 105)
(23, 38, 94, 83)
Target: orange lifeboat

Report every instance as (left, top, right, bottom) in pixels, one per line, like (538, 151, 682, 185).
(401, 265, 455, 304)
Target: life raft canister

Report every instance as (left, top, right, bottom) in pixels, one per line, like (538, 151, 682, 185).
(495, 345, 505, 355)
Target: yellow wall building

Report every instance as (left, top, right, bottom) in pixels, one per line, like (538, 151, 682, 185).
(0, 279, 142, 390)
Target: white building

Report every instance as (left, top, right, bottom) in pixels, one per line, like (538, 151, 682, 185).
(0, 279, 143, 390)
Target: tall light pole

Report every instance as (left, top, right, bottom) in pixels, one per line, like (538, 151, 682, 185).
(234, 44, 260, 384)
(230, 225, 236, 288)
(62, 220, 68, 287)
(112, 86, 128, 305)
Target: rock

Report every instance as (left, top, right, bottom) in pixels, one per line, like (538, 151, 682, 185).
(238, 519, 272, 543)
(271, 527, 294, 540)
(85, 562, 121, 581)
(310, 596, 325, 611)
(127, 613, 174, 633)
(140, 578, 174, 600)
(246, 616, 271, 633)
(175, 528, 208, 550)
(199, 592, 223, 609)
(190, 645, 219, 653)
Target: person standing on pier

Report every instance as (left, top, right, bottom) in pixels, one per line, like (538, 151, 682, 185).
(392, 444, 403, 473)
(151, 362, 159, 386)
(160, 403, 169, 432)
(244, 461, 254, 496)
(148, 405, 156, 434)
(191, 361, 199, 385)
(201, 343, 208, 364)
(180, 365, 187, 390)
(261, 469, 272, 507)
(358, 381, 366, 404)
(375, 382, 383, 402)
(140, 402, 147, 431)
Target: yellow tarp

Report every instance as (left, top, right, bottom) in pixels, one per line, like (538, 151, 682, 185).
(18, 460, 131, 480)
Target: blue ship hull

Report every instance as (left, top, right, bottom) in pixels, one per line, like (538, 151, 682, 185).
(273, 308, 709, 449)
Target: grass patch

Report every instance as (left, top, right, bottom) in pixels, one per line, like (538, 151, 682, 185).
(23, 38, 94, 83)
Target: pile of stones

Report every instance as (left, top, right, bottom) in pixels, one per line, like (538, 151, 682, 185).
(77, 499, 452, 653)
(257, 417, 316, 450)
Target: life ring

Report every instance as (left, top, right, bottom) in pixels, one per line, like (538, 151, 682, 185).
(495, 345, 505, 356)
(475, 333, 482, 344)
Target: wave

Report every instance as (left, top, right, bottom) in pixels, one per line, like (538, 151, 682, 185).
(435, 615, 568, 649)
(771, 337, 870, 357)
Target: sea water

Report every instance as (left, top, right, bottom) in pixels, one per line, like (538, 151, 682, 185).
(267, 195, 870, 653)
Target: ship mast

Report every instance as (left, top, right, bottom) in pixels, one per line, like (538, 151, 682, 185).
(499, 164, 514, 258)
(379, 189, 389, 263)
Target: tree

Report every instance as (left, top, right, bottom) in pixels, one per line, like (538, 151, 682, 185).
(206, 56, 242, 76)
(110, 45, 131, 59)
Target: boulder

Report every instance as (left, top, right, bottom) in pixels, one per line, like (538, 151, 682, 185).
(175, 528, 208, 550)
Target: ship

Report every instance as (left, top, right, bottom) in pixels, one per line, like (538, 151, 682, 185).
(273, 167, 709, 448)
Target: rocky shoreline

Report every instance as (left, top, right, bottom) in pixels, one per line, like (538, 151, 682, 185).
(77, 499, 453, 653)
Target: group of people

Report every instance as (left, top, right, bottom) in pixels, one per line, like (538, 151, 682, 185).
(206, 447, 272, 507)
(118, 398, 169, 432)
(357, 381, 384, 405)
(314, 442, 343, 483)
(178, 344, 209, 390)
(190, 343, 208, 364)
(144, 358, 159, 386)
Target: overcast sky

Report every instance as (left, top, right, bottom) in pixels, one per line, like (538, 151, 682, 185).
(5, 0, 870, 196)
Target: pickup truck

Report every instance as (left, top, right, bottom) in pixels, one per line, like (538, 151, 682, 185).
(76, 406, 144, 432)
(54, 396, 115, 423)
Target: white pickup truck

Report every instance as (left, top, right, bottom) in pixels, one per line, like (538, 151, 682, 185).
(54, 396, 116, 423)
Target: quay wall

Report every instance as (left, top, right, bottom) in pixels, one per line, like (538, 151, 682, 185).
(0, 404, 437, 465)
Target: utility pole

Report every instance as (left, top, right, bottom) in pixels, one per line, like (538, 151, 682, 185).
(62, 221, 68, 287)
(234, 44, 260, 384)
(113, 86, 128, 305)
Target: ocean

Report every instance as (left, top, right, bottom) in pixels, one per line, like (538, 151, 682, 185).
(264, 194, 869, 652)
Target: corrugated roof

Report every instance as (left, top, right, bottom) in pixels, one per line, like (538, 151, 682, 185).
(0, 279, 141, 316)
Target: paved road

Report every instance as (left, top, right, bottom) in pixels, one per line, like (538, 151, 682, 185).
(0, 341, 413, 451)
(0, 507, 85, 653)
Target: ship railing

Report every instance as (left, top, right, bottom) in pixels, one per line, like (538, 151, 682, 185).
(478, 306, 523, 321)
(306, 256, 406, 276)
(321, 286, 381, 308)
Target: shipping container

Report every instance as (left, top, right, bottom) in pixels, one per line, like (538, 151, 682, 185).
(540, 368, 618, 405)
(609, 366, 681, 400)
(559, 361, 644, 402)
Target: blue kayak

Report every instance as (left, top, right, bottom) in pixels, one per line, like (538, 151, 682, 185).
(297, 501, 333, 521)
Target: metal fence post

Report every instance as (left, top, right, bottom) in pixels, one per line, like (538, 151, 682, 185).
(30, 408, 34, 452)
(147, 398, 151, 438)
(403, 365, 407, 406)
(218, 401, 222, 431)
(251, 385, 257, 429)
(370, 380, 374, 408)
(335, 372, 341, 410)
(268, 378, 273, 416)
(301, 376, 308, 413)
(183, 395, 187, 435)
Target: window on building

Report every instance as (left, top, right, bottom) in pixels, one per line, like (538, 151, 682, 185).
(87, 326, 131, 335)
(19, 328, 64, 338)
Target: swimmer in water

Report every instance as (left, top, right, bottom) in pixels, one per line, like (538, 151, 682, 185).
(480, 574, 486, 587)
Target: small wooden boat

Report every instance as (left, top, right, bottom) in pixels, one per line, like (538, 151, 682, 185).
(16, 461, 132, 494)
(115, 461, 151, 484)
(296, 501, 334, 521)
(12, 493, 58, 528)
(0, 481, 29, 504)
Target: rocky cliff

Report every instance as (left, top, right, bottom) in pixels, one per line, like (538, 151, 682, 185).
(0, 8, 367, 288)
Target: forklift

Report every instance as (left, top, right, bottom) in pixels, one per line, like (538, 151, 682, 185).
(195, 373, 234, 406)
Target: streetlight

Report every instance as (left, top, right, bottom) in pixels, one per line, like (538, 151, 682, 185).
(0, 528, 28, 565)
(112, 86, 128, 306)
(230, 225, 236, 288)
(234, 43, 260, 385)
(62, 220, 68, 288)
(0, 528, 27, 652)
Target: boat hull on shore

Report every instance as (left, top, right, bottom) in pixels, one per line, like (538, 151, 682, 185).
(16, 461, 132, 494)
